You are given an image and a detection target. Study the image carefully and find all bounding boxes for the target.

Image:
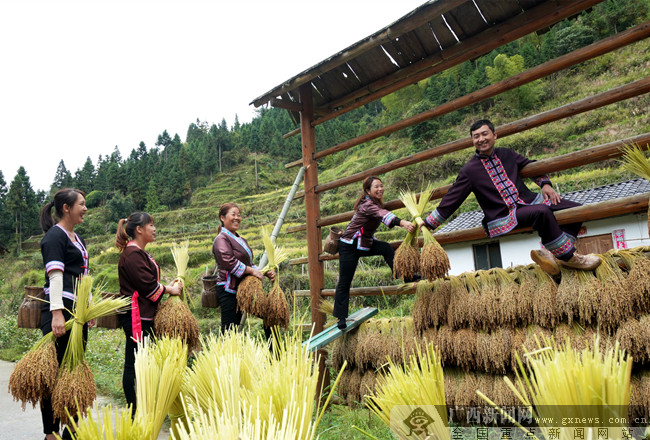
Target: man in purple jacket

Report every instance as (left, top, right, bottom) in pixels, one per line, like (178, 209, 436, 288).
(421, 119, 600, 274)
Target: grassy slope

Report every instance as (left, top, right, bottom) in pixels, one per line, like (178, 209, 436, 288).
(0, 40, 648, 437)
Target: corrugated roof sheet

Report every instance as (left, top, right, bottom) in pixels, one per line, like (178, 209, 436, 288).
(438, 179, 650, 233)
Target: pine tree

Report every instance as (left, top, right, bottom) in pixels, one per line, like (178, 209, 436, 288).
(51, 159, 74, 193)
(6, 167, 38, 251)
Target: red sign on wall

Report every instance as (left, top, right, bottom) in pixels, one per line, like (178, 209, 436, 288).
(612, 229, 626, 249)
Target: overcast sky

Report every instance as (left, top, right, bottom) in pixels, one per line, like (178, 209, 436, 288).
(0, 0, 426, 192)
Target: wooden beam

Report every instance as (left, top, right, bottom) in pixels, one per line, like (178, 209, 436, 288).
(285, 132, 650, 234)
(294, 283, 417, 298)
(250, 0, 467, 108)
(294, 24, 650, 164)
(310, 0, 608, 127)
(314, 78, 650, 194)
(270, 99, 302, 112)
(289, 192, 650, 265)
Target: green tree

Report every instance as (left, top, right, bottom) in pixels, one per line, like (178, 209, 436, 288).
(75, 157, 95, 194)
(0, 170, 12, 247)
(486, 53, 542, 112)
(51, 159, 74, 194)
(6, 167, 38, 251)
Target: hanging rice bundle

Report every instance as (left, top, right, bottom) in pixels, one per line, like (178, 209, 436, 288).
(574, 268, 600, 325)
(236, 275, 265, 316)
(360, 369, 378, 399)
(494, 268, 519, 328)
(52, 275, 131, 425)
(133, 336, 187, 440)
(354, 319, 379, 367)
(530, 265, 558, 328)
(413, 280, 433, 333)
(619, 143, 650, 235)
(446, 275, 469, 329)
(366, 343, 449, 440)
(595, 251, 631, 333)
(393, 229, 420, 281)
(556, 266, 580, 325)
(618, 248, 650, 315)
(428, 278, 451, 330)
(511, 266, 533, 327)
(8, 320, 72, 409)
(470, 270, 501, 330)
(259, 227, 290, 329)
(453, 328, 479, 371)
(619, 247, 650, 314)
(154, 241, 200, 352)
(615, 317, 650, 364)
(478, 335, 632, 440)
(409, 185, 449, 280)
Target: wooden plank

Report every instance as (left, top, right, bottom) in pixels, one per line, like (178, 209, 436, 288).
(475, 0, 523, 24)
(313, 78, 650, 194)
(302, 307, 378, 351)
(428, 15, 457, 48)
(301, 21, 650, 164)
(295, 283, 417, 297)
(411, 22, 442, 54)
(286, 132, 650, 233)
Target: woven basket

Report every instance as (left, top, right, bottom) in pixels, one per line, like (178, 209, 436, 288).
(96, 292, 120, 329)
(323, 227, 343, 255)
(201, 275, 219, 308)
(17, 286, 45, 329)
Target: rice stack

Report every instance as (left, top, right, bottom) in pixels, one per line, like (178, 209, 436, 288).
(595, 251, 632, 333)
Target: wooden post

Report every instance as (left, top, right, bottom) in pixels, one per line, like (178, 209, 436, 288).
(299, 83, 328, 395)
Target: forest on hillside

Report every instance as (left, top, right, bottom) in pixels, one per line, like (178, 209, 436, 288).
(0, 0, 648, 253)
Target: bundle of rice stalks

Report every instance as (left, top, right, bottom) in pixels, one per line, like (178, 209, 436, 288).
(575, 268, 600, 325)
(236, 275, 265, 316)
(619, 143, 650, 234)
(478, 335, 632, 440)
(427, 279, 451, 330)
(452, 328, 479, 371)
(476, 328, 512, 374)
(65, 404, 148, 440)
(408, 185, 450, 280)
(595, 251, 632, 333)
(134, 336, 187, 440)
(413, 280, 433, 333)
(530, 265, 558, 328)
(178, 331, 341, 439)
(615, 317, 650, 364)
(354, 319, 380, 367)
(366, 343, 449, 440)
(393, 229, 420, 281)
(259, 227, 290, 329)
(556, 266, 580, 325)
(447, 275, 471, 329)
(8, 320, 72, 409)
(510, 266, 533, 327)
(360, 369, 378, 398)
(154, 241, 200, 352)
(52, 275, 130, 425)
(387, 317, 417, 366)
(493, 268, 519, 328)
(619, 247, 650, 314)
(469, 270, 502, 330)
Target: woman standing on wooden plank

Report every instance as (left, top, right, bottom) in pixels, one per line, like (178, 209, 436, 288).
(115, 212, 182, 416)
(39, 188, 90, 440)
(334, 176, 415, 330)
(212, 202, 275, 336)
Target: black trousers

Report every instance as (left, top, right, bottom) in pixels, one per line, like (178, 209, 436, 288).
(514, 200, 582, 261)
(119, 313, 155, 416)
(40, 308, 88, 438)
(333, 239, 394, 320)
(217, 285, 273, 340)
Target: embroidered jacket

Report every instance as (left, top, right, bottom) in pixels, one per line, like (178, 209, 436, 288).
(425, 148, 552, 237)
(340, 196, 402, 250)
(118, 243, 166, 320)
(212, 229, 256, 293)
(41, 224, 89, 305)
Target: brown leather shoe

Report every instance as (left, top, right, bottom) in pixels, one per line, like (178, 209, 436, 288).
(561, 252, 601, 271)
(530, 249, 560, 276)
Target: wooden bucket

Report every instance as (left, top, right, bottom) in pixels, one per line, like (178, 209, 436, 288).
(96, 292, 120, 329)
(323, 226, 343, 255)
(17, 286, 45, 329)
(201, 275, 219, 308)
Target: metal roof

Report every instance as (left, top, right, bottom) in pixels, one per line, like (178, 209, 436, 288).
(438, 179, 650, 233)
(250, 0, 602, 124)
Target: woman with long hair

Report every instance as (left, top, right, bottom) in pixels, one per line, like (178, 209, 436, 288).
(115, 211, 182, 416)
(211, 202, 275, 335)
(39, 188, 89, 440)
(333, 176, 415, 330)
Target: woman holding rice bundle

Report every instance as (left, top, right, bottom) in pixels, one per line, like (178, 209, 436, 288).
(334, 176, 416, 330)
(115, 212, 182, 416)
(212, 202, 275, 336)
(39, 188, 90, 440)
